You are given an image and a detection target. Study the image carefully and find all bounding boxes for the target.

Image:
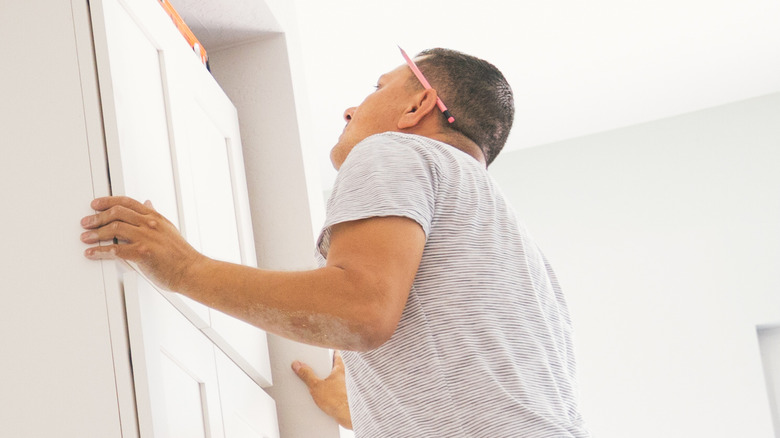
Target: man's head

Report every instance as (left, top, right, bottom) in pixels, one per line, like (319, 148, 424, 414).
(412, 48, 514, 166)
(330, 48, 514, 169)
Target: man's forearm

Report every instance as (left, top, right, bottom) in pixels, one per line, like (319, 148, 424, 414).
(82, 197, 421, 351)
(179, 256, 384, 351)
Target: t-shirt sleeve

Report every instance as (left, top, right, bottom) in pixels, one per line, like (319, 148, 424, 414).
(317, 134, 438, 259)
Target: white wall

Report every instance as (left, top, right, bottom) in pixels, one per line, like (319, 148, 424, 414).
(489, 93, 780, 438)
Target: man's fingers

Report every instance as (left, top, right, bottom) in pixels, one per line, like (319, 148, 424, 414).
(84, 243, 127, 261)
(82, 196, 154, 228)
(80, 220, 140, 244)
(82, 204, 149, 230)
(91, 196, 151, 214)
(292, 361, 321, 388)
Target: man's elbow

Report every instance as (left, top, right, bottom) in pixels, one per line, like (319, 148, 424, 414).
(348, 302, 399, 352)
(353, 325, 394, 352)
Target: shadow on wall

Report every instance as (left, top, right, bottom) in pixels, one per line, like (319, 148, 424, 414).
(488, 93, 780, 438)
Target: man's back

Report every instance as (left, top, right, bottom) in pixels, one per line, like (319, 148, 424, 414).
(317, 132, 589, 437)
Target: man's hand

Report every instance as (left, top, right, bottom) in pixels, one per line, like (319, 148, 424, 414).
(292, 352, 352, 430)
(80, 196, 203, 291)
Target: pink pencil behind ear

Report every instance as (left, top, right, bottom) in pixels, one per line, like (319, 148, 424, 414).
(398, 46, 455, 124)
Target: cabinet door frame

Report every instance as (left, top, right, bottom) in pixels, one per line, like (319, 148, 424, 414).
(72, 0, 141, 436)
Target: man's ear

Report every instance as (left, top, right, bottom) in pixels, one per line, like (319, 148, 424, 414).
(397, 88, 439, 129)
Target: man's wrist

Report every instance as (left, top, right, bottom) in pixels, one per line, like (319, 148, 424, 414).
(173, 251, 210, 294)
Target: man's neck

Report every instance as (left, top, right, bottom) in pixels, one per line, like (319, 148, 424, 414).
(425, 130, 487, 167)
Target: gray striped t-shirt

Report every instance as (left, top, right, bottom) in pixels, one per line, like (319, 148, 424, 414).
(316, 132, 589, 438)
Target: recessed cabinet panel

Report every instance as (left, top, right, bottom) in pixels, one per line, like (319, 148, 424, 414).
(124, 272, 225, 438)
(175, 98, 273, 386)
(216, 350, 280, 438)
(160, 353, 208, 438)
(167, 61, 273, 386)
(99, 0, 180, 227)
(186, 105, 242, 265)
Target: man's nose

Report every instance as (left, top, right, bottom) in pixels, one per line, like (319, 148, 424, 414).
(343, 107, 355, 122)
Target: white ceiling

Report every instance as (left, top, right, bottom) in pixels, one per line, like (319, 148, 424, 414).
(168, 0, 281, 46)
(172, 0, 780, 187)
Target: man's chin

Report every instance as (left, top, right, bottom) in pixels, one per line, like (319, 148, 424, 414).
(331, 136, 364, 170)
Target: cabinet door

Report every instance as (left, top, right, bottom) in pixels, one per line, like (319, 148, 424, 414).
(216, 350, 281, 438)
(124, 272, 225, 438)
(90, 0, 272, 386)
(91, 0, 211, 327)
(166, 46, 273, 388)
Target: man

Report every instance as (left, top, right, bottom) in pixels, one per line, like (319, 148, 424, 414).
(81, 48, 589, 437)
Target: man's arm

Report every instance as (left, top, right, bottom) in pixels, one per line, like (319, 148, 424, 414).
(81, 196, 425, 351)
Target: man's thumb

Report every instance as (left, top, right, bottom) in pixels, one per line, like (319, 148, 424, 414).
(292, 360, 320, 388)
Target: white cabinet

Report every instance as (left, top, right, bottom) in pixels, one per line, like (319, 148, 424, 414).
(91, 0, 273, 388)
(1, 0, 336, 436)
(87, 0, 278, 434)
